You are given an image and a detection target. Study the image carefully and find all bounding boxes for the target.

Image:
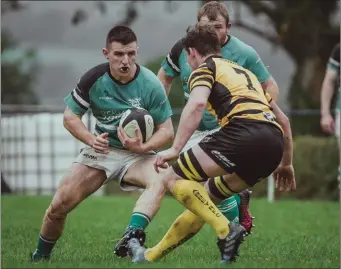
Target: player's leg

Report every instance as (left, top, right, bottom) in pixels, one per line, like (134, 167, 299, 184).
(113, 154, 166, 257)
(31, 163, 106, 261)
(183, 129, 254, 233)
(128, 146, 245, 263)
(129, 121, 284, 263)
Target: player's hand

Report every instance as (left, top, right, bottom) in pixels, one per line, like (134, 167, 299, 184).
(273, 164, 296, 192)
(92, 132, 109, 154)
(154, 147, 179, 173)
(117, 126, 145, 153)
(320, 114, 335, 135)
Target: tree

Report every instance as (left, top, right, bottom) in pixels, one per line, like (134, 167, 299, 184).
(68, 0, 340, 135)
(233, 0, 340, 135)
(2, 1, 39, 105)
(7, 1, 339, 133)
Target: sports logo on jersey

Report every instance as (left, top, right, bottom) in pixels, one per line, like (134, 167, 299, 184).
(128, 98, 142, 108)
(262, 111, 275, 121)
(99, 90, 113, 100)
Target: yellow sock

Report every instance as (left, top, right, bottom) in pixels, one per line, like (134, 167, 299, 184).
(171, 180, 230, 239)
(145, 210, 205, 261)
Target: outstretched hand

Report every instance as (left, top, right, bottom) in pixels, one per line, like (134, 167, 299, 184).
(273, 164, 296, 192)
(154, 147, 179, 173)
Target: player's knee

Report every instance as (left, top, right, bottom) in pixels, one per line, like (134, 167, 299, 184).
(146, 178, 166, 196)
(161, 169, 178, 191)
(45, 202, 67, 221)
(47, 179, 80, 219)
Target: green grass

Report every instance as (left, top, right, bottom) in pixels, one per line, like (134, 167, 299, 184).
(1, 195, 340, 268)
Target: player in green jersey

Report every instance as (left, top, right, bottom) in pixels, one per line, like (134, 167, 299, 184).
(30, 25, 173, 262)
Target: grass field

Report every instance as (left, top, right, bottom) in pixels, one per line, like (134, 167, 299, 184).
(1, 195, 340, 268)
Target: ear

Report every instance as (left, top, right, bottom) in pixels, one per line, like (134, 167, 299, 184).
(227, 22, 232, 31)
(136, 46, 139, 56)
(102, 47, 109, 59)
(189, 47, 195, 58)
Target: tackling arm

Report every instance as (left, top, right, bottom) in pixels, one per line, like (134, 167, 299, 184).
(172, 86, 211, 153)
(270, 101, 293, 165)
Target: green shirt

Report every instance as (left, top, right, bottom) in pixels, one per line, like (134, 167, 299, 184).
(162, 35, 271, 131)
(64, 63, 173, 149)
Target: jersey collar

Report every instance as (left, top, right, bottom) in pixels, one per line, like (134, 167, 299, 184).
(221, 35, 231, 47)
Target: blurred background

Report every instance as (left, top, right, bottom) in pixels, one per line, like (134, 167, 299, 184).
(1, 0, 340, 201)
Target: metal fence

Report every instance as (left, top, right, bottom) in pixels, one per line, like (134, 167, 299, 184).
(1, 105, 321, 197)
(1, 105, 96, 195)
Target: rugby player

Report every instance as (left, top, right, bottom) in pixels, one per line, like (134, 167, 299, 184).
(30, 25, 174, 262)
(127, 23, 296, 264)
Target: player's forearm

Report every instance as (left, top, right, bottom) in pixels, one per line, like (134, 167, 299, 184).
(262, 77, 279, 102)
(63, 115, 96, 147)
(142, 127, 174, 152)
(320, 81, 334, 116)
(172, 101, 205, 153)
(157, 68, 173, 96)
(270, 101, 293, 165)
(279, 117, 293, 166)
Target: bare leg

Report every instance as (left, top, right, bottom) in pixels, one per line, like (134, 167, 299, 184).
(31, 163, 106, 261)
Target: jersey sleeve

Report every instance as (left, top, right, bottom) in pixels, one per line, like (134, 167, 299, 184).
(327, 43, 340, 71)
(64, 63, 108, 115)
(245, 46, 271, 83)
(147, 80, 173, 125)
(160, 39, 183, 77)
(188, 63, 215, 92)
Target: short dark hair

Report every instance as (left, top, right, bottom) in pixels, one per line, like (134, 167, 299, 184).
(182, 23, 220, 57)
(197, 1, 230, 26)
(106, 25, 137, 48)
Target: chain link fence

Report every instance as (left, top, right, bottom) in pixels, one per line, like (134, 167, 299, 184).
(1, 105, 321, 197)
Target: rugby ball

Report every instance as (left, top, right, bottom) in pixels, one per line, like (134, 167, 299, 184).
(119, 107, 154, 143)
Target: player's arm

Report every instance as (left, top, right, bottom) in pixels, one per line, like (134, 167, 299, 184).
(320, 68, 338, 133)
(271, 101, 293, 165)
(141, 118, 174, 152)
(64, 67, 110, 153)
(172, 86, 210, 154)
(246, 47, 280, 102)
(270, 100, 296, 191)
(157, 68, 175, 96)
(158, 39, 183, 95)
(63, 107, 97, 147)
(261, 76, 279, 102)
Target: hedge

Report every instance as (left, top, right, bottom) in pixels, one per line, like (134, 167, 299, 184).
(105, 136, 339, 201)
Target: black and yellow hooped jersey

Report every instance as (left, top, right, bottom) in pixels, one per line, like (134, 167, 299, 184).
(188, 55, 283, 133)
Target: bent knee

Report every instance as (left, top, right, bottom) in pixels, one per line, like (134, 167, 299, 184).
(146, 178, 166, 195)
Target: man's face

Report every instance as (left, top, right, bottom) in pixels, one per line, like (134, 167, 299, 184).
(199, 14, 231, 45)
(103, 41, 138, 76)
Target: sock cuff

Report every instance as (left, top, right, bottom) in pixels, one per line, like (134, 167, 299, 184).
(39, 234, 56, 244)
(132, 212, 151, 223)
